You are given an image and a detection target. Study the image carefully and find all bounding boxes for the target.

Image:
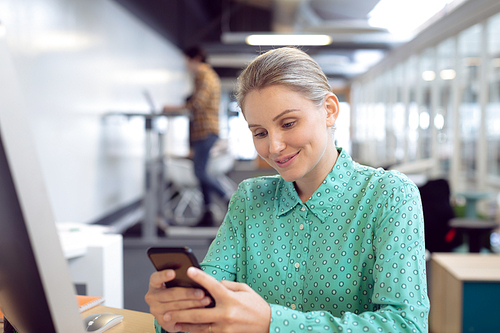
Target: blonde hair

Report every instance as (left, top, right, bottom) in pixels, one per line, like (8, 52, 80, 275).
(236, 47, 332, 111)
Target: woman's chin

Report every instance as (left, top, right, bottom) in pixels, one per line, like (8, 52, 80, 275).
(277, 170, 301, 183)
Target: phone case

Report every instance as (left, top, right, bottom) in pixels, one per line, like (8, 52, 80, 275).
(147, 246, 215, 307)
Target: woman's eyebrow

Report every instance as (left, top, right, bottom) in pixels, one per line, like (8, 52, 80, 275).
(248, 109, 299, 128)
(273, 109, 299, 122)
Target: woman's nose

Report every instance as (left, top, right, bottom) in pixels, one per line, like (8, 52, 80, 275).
(269, 132, 285, 154)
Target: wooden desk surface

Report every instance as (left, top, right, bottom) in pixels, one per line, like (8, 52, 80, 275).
(82, 305, 155, 333)
(432, 253, 500, 281)
(0, 305, 155, 333)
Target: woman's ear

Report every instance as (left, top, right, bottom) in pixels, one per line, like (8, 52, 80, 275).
(324, 93, 340, 127)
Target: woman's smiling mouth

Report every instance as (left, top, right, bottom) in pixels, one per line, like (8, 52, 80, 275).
(275, 151, 299, 166)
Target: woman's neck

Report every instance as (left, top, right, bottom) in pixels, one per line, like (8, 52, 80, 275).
(295, 147, 339, 203)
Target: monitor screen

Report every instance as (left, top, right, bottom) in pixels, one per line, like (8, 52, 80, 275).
(0, 36, 84, 332)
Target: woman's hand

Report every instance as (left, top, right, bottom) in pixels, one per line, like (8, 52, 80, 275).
(165, 267, 271, 333)
(145, 269, 213, 331)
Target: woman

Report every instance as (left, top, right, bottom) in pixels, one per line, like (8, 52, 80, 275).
(146, 47, 430, 333)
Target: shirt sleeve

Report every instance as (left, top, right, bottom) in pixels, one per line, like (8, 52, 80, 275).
(200, 189, 241, 281)
(268, 181, 429, 333)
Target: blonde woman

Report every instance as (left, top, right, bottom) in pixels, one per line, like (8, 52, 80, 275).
(146, 47, 430, 333)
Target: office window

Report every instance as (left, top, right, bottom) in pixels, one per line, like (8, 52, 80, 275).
(458, 24, 482, 180)
(227, 103, 257, 160)
(418, 47, 434, 160)
(487, 13, 500, 181)
(436, 37, 456, 174)
(375, 72, 389, 165)
(392, 63, 406, 162)
(335, 102, 351, 153)
(405, 55, 419, 162)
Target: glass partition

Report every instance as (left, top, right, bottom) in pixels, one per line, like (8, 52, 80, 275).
(436, 37, 456, 175)
(458, 23, 482, 180)
(487, 13, 500, 181)
(418, 47, 434, 160)
(406, 55, 419, 162)
(392, 63, 406, 163)
(350, 2, 500, 192)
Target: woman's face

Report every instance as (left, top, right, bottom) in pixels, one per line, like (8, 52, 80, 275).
(243, 85, 339, 192)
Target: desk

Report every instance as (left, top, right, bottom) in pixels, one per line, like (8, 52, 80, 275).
(430, 253, 500, 333)
(82, 305, 155, 333)
(0, 306, 155, 333)
(449, 218, 499, 252)
(105, 111, 185, 243)
(58, 223, 124, 308)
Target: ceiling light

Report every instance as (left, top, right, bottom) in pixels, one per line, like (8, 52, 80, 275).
(422, 70, 436, 81)
(440, 69, 456, 80)
(245, 34, 332, 46)
(368, 0, 455, 38)
(434, 113, 445, 130)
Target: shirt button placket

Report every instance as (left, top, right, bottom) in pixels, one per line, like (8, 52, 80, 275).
(288, 205, 307, 310)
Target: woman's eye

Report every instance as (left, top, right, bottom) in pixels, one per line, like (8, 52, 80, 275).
(254, 131, 267, 138)
(283, 121, 295, 128)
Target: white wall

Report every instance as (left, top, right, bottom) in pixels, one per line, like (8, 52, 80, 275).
(0, 0, 191, 223)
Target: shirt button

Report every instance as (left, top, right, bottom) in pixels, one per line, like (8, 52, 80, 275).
(299, 224, 304, 230)
(294, 262, 300, 269)
(291, 304, 296, 310)
(301, 206, 306, 211)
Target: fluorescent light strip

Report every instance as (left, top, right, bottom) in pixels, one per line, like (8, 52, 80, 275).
(245, 34, 332, 46)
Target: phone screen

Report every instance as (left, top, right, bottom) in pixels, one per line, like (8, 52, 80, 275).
(147, 247, 215, 307)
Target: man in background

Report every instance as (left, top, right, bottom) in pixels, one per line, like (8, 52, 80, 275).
(163, 46, 229, 227)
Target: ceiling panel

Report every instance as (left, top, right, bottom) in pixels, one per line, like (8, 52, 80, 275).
(112, 0, 405, 83)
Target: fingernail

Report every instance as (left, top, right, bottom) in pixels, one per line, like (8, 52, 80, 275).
(163, 313, 171, 321)
(187, 266, 197, 275)
(202, 297, 211, 305)
(174, 324, 182, 331)
(194, 289, 204, 298)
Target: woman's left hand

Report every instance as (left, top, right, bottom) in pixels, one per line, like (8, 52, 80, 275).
(164, 267, 271, 333)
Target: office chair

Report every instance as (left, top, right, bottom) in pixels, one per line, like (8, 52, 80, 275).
(419, 178, 460, 252)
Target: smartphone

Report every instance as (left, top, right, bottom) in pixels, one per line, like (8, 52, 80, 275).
(147, 246, 215, 307)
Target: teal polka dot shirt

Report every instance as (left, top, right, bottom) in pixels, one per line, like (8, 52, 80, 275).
(156, 149, 430, 333)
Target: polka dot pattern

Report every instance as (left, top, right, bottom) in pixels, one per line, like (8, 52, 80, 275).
(156, 149, 430, 333)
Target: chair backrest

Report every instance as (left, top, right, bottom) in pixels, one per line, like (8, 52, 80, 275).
(419, 178, 457, 252)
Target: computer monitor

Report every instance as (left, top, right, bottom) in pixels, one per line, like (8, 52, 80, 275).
(0, 36, 84, 332)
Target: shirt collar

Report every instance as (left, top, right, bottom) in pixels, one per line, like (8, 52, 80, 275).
(275, 148, 354, 222)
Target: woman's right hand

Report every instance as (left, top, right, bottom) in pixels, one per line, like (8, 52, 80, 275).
(145, 269, 214, 331)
